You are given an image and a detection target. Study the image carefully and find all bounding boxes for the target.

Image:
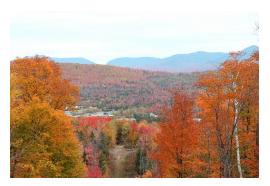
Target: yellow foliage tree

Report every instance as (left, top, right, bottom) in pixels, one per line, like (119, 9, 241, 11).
(10, 56, 85, 177)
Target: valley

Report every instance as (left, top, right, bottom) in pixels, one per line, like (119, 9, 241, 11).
(9, 7, 260, 180)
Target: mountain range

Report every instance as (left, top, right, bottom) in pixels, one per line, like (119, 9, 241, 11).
(107, 45, 258, 72)
(51, 57, 95, 64)
(53, 45, 258, 73)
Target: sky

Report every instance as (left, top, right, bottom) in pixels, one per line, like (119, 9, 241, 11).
(11, 10, 258, 64)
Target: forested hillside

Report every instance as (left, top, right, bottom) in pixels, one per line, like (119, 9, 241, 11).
(59, 63, 201, 113)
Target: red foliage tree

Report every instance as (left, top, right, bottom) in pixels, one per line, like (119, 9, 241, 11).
(88, 165, 102, 178)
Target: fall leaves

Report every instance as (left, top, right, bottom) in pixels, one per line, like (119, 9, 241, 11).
(10, 53, 259, 178)
(151, 52, 259, 178)
(196, 52, 259, 177)
(10, 100, 85, 177)
(73, 116, 157, 177)
(10, 56, 79, 110)
(152, 92, 198, 177)
(10, 56, 85, 177)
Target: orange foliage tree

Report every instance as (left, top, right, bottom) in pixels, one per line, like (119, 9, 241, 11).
(10, 56, 79, 110)
(152, 91, 198, 177)
(197, 52, 259, 177)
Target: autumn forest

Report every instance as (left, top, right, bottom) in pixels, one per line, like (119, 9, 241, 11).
(9, 49, 259, 178)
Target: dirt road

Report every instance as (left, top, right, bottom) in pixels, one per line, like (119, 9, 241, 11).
(109, 145, 136, 177)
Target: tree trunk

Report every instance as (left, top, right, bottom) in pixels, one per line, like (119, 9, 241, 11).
(223, 150, 231, 177)
(256, 112, 259, 146)
(233, 99, 243, 178)
(206, 132, 212, 176)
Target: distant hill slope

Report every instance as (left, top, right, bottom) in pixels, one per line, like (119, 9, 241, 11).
(59, 63, 201, 113)
(107, 45, 258, 72)
(51, 57, 95, 64)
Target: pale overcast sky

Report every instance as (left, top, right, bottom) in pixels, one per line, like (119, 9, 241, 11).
(11, 10, 258, 64)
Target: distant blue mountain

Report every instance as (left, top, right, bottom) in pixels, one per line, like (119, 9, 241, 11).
(107, 57, 161, 69)
(238, 45, 258, 60)
(107, 45, 258, 72)
(51, 57, 95, 64)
